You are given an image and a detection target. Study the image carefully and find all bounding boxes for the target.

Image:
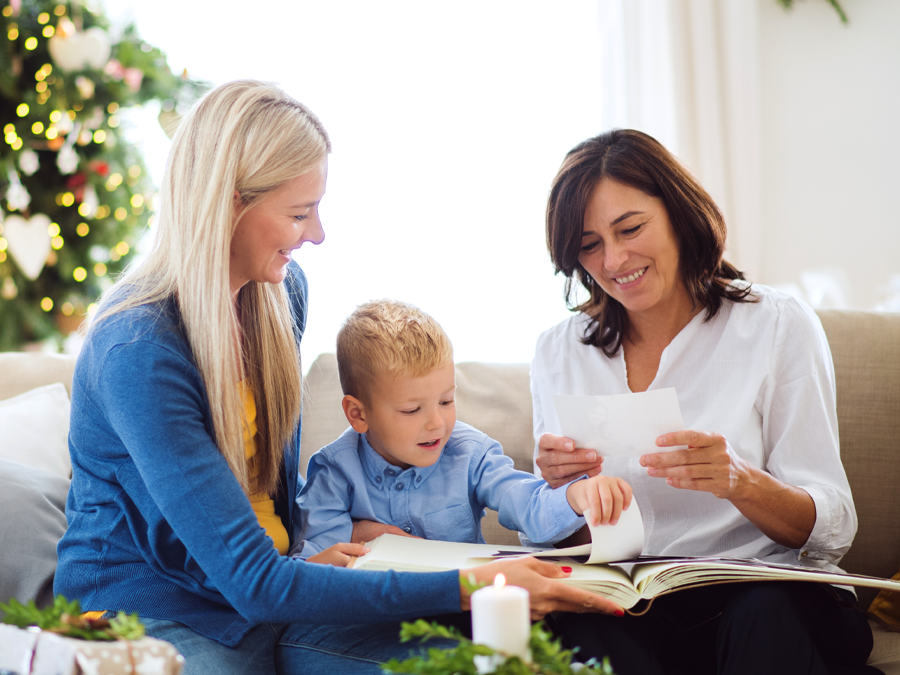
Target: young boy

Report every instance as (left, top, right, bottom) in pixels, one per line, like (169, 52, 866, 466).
(290, 300, 631, 563)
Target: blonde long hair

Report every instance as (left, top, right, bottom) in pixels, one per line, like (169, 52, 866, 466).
(93, 80, 330, 495)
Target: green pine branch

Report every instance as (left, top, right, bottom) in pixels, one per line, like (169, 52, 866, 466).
(381, 619, 615, 675)
(0, 595, 145, 641)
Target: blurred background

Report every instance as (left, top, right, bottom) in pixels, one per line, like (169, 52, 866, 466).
(2, 0, 898, 368)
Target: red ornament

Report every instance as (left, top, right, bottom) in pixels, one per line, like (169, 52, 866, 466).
(89, 160, 110, 177)
(66, 172, 87, 202)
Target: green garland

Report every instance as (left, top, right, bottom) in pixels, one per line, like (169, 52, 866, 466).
(382, 620, 615, 675)
(1, 595, 144, 641)
(0, 0, 206, 350)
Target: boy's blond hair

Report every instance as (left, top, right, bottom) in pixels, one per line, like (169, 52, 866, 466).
(337, 300, 453, 403)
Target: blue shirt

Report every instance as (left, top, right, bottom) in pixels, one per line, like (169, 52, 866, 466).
(291, 422, 584, 559)
(55, 264, 461, 647)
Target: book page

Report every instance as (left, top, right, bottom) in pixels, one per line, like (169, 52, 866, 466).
(553, 389, 687, 457)
(629, 558, 900, 600)
(522, 497, 644, 564)
(352, 533, 645, 609)
(354, 534, 517, 573)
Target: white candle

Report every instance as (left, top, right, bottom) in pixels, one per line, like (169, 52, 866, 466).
(470, 573, 531, 662)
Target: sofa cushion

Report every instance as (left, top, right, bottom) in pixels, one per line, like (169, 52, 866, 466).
(0, 352, 76, 401)
(818, 310, 900, 609)
(0, 458, 69, 613)
(0, 383, 72, 480)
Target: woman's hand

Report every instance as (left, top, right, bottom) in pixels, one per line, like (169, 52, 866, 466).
(644, 430, 816, 548)
(351, 519, 420, 544)
(641, 430, 752, 500)
(306, 542, 371, 567)
(536, 433, 603, 488)
(566, 475, 633, 526)
(459, 557, 624, 620)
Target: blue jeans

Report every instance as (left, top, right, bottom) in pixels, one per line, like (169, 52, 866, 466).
(275, 614, 466, 675)
(141, 615, 462, 675)
(142, 617, 285, 675)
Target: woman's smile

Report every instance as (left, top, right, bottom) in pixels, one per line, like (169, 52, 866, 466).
(611, 266, 648, 286)
(578, 178, 689, 319)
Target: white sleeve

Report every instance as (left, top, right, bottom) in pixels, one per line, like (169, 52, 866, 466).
(761, 297, 856, 566)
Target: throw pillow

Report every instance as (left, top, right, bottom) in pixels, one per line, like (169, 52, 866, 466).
(0, 383, 71, 479)
(0, 458, 69, 613)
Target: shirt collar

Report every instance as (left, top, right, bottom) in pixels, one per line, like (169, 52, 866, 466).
(358, 433, 441, 490)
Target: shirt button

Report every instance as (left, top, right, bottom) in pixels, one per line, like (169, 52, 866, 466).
(800, 551, 808, 557)
(416, 476, 422, 483)
(375, 476, 382, 483)
(386, 470, 395, 476)
(396, 483, 404, 491)
(403, 526, 412, 533)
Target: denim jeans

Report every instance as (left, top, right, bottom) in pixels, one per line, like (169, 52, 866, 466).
(275, 614, 467, 675)
(142, 617, 285, 675)
(142, 615, 463, 675)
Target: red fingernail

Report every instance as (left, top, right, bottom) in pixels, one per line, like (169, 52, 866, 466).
(561, 566, 572, 573)
(614, 609, 624, 617)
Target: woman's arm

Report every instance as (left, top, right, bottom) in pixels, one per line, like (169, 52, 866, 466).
(459, 557, 624, 620)
(643, 431, 815, 548)
(640, 299, 854, 559)
(530, 331, 603, 488)
(95, 340, 464, 625)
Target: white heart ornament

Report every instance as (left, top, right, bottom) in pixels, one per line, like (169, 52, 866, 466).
(4, 214, 52, 280)
(48, 27, 111, 72)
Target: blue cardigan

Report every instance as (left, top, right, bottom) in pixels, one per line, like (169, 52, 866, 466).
(55, 264, 460, 647)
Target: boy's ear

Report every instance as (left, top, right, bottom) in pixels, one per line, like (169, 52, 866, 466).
(342, 395, 369, 433)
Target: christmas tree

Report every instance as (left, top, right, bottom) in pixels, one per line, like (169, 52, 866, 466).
(0, 0, 205, 350)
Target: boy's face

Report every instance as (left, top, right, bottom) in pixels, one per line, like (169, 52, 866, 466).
(345, 363, 456, 471)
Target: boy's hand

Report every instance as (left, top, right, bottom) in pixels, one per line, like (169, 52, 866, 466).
(306, 542, 370, 567)
(566, 475, 633, 527)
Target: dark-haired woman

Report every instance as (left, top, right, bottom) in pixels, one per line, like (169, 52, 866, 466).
(533, 129, 878, 674)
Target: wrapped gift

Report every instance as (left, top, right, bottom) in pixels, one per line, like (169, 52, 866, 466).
(0, 624, 184, 675)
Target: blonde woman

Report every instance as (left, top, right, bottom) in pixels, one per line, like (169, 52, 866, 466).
(54, 81, 622, 675)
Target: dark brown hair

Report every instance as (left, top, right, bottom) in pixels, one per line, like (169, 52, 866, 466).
(546, 129, 754, 357)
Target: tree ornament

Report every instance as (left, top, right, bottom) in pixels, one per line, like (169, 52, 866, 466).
(105, 59, 145, 93)
(57, 144, 79, 174)
(1, 276, 18, 300)
(75, 75, 95, 99)
(80, 184, 99, 218)
(5, 171, 31, 211)
(47, 20, 111, 72)
(3, 214, 53, 280)
(18, 150, 40, 176)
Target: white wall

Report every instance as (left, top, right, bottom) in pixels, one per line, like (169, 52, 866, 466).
(757, 0, 900, 307)
(108, 1, 606, 367)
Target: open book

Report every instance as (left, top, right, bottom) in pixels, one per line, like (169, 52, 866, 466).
(352, 502, 900, 614)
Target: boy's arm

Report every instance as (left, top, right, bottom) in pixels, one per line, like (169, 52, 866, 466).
(289, 450, 356, 559)
(472, 437, 585, 545)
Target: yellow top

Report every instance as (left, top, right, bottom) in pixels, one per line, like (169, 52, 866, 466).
(241, 381, 290, 555)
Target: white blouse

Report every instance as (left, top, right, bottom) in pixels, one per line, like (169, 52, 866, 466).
(530, 283, 856, 573)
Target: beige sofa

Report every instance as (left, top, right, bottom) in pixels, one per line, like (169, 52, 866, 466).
(1, 309, 898, 670)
